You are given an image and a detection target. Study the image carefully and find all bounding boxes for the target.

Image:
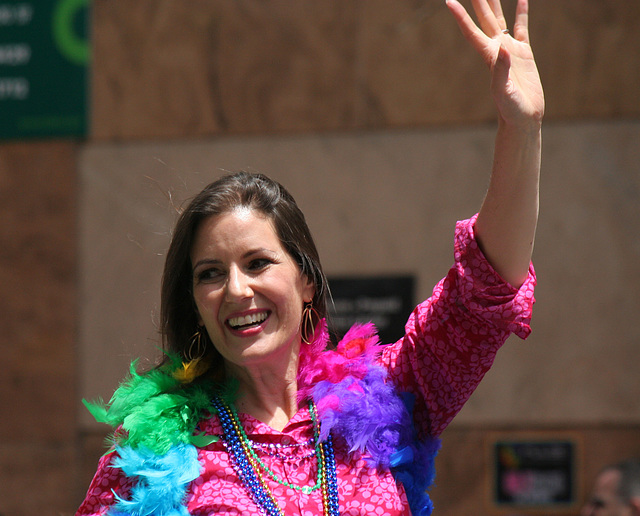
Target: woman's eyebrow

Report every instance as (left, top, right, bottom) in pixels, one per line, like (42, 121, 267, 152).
(192, 248, 276, 271)
(192, 258, 221, 272)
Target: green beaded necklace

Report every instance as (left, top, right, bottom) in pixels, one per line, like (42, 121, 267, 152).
(227, 401, 324, 494)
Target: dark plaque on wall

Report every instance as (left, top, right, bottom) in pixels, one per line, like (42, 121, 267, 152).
(327, 275, 414, 345)
(493, 438, 577, 510)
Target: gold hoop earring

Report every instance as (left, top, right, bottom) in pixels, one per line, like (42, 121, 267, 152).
(187, 326, 207, 360)
(301, 301, 318, 345)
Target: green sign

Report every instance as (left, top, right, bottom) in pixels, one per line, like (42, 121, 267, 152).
(0, 0, 90, 140)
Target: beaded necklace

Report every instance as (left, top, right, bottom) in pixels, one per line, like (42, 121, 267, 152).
(212, 396, 340, 516)
(251, 438, 316, 463)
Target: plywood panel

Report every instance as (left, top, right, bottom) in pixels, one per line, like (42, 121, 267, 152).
(0, 141, 78, 515)
(90, 0, 640, 139)
(0, 141, 77, 441)
(91, 1, 360, 138)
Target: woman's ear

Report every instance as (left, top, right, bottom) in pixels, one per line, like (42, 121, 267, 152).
(302, 277, 315, 304)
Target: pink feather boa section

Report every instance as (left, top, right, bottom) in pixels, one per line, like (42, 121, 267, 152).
(297, 319, 411, 464)
(297, 320, 380, 403)
(296, 319, 439, 516)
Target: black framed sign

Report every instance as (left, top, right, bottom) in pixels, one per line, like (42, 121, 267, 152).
(490, 434, 580, 514)
(327, 275, 415, 345)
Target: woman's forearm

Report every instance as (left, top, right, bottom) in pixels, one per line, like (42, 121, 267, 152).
(475, 120, 541, 287)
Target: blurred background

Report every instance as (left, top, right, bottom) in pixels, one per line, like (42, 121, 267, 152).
(1, 1, 638, 515)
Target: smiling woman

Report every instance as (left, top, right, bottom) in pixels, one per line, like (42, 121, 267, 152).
(77, 0, 544, 514)
(190, 207, 315, 420)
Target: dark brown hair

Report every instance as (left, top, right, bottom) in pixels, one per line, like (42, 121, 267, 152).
(160, 172, 328, 374)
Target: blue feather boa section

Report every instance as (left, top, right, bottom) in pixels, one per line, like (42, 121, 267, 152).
(108, 444, 200, 516)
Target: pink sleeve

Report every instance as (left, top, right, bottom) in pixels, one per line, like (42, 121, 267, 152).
(75, 451, 132, 516)
(380, 215, 536, 438)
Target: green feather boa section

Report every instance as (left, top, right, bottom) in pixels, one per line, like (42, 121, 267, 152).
(83, 355, 227, 454)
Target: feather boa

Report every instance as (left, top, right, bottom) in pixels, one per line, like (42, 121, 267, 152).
(83, 355, 215, 455)
(83, 356, 215, 515)
(298, 321, 440, 516)
(86, 322, 440, 515)
(108, 444, 199, 516)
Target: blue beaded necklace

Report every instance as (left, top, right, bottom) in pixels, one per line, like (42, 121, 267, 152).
(212, 396, 340, 516)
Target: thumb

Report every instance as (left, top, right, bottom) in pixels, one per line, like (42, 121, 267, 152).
(492, 44, 511, 89)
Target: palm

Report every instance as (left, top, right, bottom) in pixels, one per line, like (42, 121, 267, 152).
(447, 0, 545, 126)
(489, 33, 544, 124)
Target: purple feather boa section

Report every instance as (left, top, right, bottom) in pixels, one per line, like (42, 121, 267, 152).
(297, 320, 440, 516)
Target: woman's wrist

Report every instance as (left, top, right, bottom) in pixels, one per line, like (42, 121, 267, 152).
(497, 115, 543, 138)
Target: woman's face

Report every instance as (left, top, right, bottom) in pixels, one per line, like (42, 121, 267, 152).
(191, 207, 314, 373)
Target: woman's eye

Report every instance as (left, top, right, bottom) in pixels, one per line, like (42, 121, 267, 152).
(196, 268, 224, 282)
(248, 258, 272, 271)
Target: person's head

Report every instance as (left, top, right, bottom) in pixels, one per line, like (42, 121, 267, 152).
(581, 459, 640, 516)
(160, 172, 328, 378)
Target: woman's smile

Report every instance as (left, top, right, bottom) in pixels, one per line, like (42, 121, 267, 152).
(226, 309, 270, 332)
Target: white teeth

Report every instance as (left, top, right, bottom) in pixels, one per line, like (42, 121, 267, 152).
(228, 312, 267, 329)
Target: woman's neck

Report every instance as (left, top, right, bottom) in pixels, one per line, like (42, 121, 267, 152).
(226, 361, 300, 432)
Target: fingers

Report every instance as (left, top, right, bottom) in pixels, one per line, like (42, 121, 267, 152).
(446, 0, 494, 63)
(470, 0, 503, 36)
(513, 0, 531, 44)
(450, 0, 530, 42)
(486, 0, 508, 32)
(445, 0, 480, 42)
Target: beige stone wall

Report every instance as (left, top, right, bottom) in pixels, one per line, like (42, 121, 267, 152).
(1, 1, 639, 515)
(78, 121, 640, 428)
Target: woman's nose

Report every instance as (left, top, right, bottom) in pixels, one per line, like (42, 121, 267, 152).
(226, 267, 252, 300)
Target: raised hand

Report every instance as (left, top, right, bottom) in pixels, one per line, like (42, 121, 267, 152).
(446, 0, 544, 129)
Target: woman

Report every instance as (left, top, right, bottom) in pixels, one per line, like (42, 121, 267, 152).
(77, 0, 544, 514)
